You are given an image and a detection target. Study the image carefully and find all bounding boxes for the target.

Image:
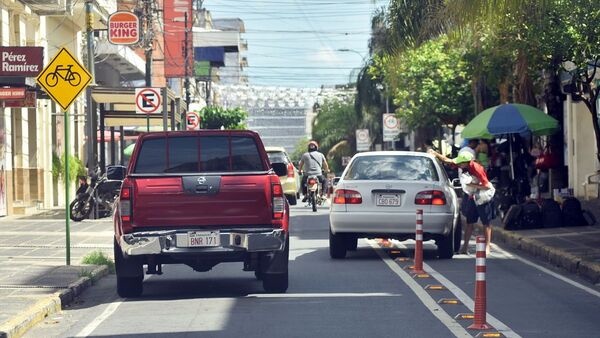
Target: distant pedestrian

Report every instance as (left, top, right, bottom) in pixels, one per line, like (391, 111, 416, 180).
(428, 150, 496, 255)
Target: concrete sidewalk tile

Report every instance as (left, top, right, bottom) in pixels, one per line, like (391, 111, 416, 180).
(0, 265, 108, 338)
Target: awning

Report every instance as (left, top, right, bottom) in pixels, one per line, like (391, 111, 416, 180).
(91, 86, 183, 128)
(194, 47, 225, 65)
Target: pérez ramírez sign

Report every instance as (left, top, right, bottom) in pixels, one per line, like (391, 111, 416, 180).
(0, 47, 43, 76)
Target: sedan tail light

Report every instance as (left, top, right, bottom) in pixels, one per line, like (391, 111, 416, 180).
(333, 189, 362, 204)
(287, 163, 294, 178)
(415, 190, 446, 205)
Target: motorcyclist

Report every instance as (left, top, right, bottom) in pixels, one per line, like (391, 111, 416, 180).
(298, 140, 330, 202)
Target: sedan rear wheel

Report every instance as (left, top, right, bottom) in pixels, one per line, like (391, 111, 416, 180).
(437, 232, 454, 259)
(329, 229, 347, 259)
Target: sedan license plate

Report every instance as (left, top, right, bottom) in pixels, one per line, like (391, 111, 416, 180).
(188, 231, 220, 247)
(376, 194, 400, 206)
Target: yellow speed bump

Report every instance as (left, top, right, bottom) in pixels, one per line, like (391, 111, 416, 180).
(424, 284, 447, 291)
(437, 298, 461, 305)
(475, 333, 504, 338)
(390, 250, 402, 254)
(395, 257, 411, 262)
(413, 273, 431, 279)
(454, 313, 474, 320)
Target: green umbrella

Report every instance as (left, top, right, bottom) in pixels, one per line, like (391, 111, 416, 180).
(462, 103, 559, 139)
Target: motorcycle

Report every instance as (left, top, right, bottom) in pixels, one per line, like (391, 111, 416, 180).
(70, 165, 125, 221)
(306, 175, 324, 212)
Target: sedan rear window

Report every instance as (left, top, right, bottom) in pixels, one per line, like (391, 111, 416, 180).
(134, 135, 265, 173)
(344, 155, 439, 181)
(267, 152, 288, 164)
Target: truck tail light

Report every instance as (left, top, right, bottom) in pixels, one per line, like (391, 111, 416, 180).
(271, 175, 285, 219)
(119, 179, 133, 224)
(415, 190, 446, 205)
(333, 189, 362, 204)
(287, 163, 294, 178)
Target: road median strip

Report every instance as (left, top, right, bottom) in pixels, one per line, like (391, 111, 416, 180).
(0, 265, 108, 338)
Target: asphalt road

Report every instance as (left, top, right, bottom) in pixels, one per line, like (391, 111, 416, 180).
(25, 204, 600, 338)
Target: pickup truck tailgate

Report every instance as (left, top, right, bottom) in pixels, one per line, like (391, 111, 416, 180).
(131, 175, 273, 227)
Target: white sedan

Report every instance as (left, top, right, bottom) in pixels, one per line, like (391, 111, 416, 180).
(329, 151, 461, 259)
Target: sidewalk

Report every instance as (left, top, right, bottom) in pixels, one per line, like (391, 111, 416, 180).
(479, 198, 600, 285)
(0, 211, 113, 338)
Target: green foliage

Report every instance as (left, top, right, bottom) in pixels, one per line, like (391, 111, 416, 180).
(290, 138, 310, 163)
(196, 106, 248, 130)
(312, 98, 359, 156)
(52, 152, 86, 182)
(374, 36, 474, 130)
(81, 250, 115, 274)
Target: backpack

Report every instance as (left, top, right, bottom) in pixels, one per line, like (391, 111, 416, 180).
(519, 201, 542, 229)
(562, 197, 587, 227)
(541, 199, 562, 228)
(503, 204, 522, 230)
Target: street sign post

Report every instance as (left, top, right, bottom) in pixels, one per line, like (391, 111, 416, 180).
(186, 111, 200, 130)
(383, 113, 400, 142)
(135, 88, 163, 132)
(37, 47, 92, 266)
(356, 129, 370, 152)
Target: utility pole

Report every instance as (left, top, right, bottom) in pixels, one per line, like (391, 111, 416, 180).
(184, 11, 190, 110)
(143, 0, 154, 131)
(144, 0, 153, 87)
(85, 0, 96, 175)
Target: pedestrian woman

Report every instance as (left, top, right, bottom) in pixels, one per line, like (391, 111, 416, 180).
(428, 149, 496, 255)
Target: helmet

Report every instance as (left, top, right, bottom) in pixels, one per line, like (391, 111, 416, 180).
(308, 140, 319, 151)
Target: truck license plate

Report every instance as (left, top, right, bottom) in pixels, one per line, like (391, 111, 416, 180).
(376, 194, 400, 206)
(188, 231, 220, 247)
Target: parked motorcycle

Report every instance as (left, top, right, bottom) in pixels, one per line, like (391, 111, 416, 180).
(306, 175, 323, 212)
(70, 165, 125, 221)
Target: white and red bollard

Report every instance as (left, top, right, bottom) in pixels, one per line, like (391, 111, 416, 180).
(468, 236, 492, 330)
(410, 209, 426, 274)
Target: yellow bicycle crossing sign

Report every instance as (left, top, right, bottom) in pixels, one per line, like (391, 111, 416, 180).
(36, 47, 92, 111)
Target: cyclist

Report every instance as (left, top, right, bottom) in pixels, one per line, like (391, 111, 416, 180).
(298, 140, 330, 202)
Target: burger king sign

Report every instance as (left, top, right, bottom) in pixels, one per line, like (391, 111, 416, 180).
(108, 11, 140, 45)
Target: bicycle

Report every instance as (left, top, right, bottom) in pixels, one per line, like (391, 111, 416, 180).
(45, 64, 81, 87)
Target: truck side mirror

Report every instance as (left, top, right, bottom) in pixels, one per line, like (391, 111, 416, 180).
(271, 162, 288, 177)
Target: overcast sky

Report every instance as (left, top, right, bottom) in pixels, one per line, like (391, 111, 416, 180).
(204, 0, 387, 88)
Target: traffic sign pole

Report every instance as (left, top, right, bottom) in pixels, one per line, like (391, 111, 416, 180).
(65, 110, 71, 266)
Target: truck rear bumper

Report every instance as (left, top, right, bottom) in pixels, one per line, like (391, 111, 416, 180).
(120, 228, 286, 256)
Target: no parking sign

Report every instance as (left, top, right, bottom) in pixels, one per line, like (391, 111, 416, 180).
(186, 111, 200, 130)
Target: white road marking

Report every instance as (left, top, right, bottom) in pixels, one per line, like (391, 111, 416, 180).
(422, 261, 521, 338)
(246, 292, 400, 298)
(491, 244, 600, 299)
(368, 240, 471, 338)
(74, 300, 123, 337)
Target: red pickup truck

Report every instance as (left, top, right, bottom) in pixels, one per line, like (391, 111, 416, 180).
(113, 130, 290, 297)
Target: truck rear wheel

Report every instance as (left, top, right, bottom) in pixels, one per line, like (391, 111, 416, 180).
(114, 238, 144, 298)
(262, 271, 288, 293)
(117, 276, 143, 298)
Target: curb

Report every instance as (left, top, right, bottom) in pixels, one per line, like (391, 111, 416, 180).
(478, 224, 600, 284)
(0, 265, 109, 338)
